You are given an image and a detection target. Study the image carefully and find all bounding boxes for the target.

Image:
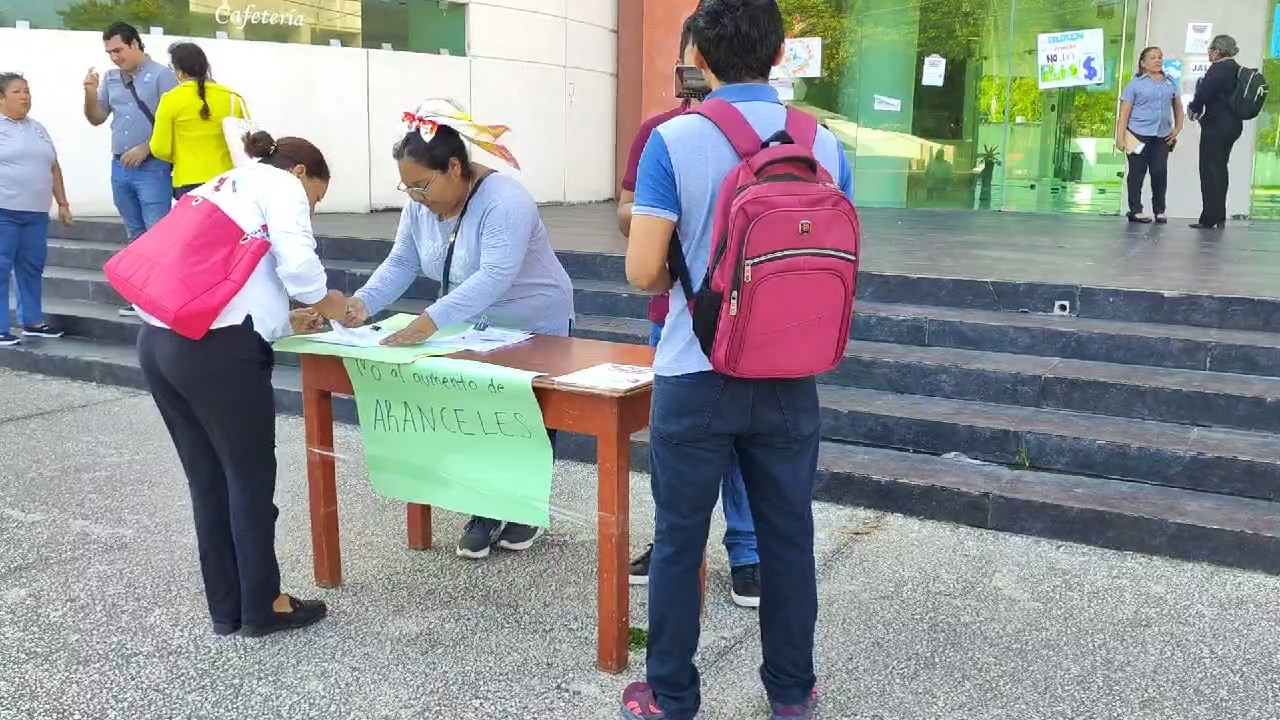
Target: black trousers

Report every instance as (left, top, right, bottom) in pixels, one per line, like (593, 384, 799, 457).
(1126, 133, 1169, 216)
(1199, 124, 1244, 226)
(172, 184, 201, 200)
(138, 320, 282, 627)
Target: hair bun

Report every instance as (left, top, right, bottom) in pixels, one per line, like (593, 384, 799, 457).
(241, 130, 278, 160)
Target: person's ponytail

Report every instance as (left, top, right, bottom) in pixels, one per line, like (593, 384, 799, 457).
(196, 77, 210, 120)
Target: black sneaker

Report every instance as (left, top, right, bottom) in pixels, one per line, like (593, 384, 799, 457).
(497, 522, 542, 551)
(0, 333, 19, 346)
(22, 324, 63, 338)
(629, 544, 653, 586)
(118, 306, 138, 317)
(212, 621, 241, 636)
(730, 564, 761, 608)
(239, 595, 327, 637)
(457, 516, 503, 559)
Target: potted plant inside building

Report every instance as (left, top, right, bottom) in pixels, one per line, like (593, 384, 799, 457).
(977, 144, 1001, 210)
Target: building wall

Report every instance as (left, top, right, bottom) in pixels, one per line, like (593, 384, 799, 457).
(0, 0, 617, 216)
(1136, 0, 1270, 219)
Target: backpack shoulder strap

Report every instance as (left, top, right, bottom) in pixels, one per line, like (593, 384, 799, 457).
(693, 99, 762, 160)
(783, 108, 819, 148)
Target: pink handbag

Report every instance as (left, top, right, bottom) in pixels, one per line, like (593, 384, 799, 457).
(104, 189, 269, 340)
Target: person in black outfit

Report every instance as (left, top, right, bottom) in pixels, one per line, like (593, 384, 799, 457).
(1187, 34, 1244, 229)
(136, 131, 349, 637)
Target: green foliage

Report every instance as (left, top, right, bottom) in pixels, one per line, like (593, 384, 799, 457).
(59, 0, 177, 33)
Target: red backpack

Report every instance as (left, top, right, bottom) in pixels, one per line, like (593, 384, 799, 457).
(669, 100, 860, 379)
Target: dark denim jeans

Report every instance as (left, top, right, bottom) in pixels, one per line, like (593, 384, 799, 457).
(649, 321, 758, 567)
(646, 371, 820, 719)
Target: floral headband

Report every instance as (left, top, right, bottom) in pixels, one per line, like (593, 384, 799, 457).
(402, 98, 521, 170)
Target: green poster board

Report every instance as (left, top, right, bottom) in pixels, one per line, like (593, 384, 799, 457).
(342, 357, 553, 528)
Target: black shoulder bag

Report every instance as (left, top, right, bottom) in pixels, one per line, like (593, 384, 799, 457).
(122, 72, 156, 125)
(438, 172, 491, 298)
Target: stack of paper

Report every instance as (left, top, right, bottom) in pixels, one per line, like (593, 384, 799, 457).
(306, 322, 397, 348)
(424, 327, 533, 353)
(553, 363, 654, 391)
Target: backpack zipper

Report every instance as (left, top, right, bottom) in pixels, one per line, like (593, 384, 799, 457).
(743, 248, 858, 283)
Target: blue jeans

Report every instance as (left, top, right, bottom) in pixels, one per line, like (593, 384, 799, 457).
(649, 321, 757, 568)
(646, 371, 820, 719)
(0, 209, 50, 335)
(110, 157, 173, 239)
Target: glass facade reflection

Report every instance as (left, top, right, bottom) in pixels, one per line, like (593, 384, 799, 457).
(0, 0, 466, 56)
(774, 0, 1139, 214)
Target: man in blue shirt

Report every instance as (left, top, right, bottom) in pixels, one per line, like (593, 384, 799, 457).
(82, 21, 177, 316)
(621, 2, 853, 719)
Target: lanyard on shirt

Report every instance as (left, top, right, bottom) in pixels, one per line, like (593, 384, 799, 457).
(439, 172, 491, 299)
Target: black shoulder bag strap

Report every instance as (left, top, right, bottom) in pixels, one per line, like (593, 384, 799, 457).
(667, 231, 694, 300)
(122, 72, 156, 125)
(439, 172, 491, 299)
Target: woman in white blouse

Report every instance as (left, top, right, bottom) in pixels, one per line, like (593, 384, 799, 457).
(136, 130, 346, 638)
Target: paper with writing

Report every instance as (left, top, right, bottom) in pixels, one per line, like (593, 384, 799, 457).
(343, 357, 553, 527)
(420, 327, 533, 353)
(553, 363, 653, 392)
(273, 314, 468, 364)
(308, 322, 397, 348)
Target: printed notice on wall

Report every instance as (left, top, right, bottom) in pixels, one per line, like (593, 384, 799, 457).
(1185, 22, 1213, 55)
(1036, 28, 1105, 89)
(873, 95, 902, 112)
(922, 55, 947, 87)
(343, 357, 554, 527)
(1163, 58, 1183, 82)
(1187, 57, 1211, 83)
(772, 37, 823, 79)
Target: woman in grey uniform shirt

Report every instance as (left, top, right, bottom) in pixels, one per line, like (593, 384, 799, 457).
(1117, 47, 1184, 224)
(341, 99, 574, 560)
(0, 73, 72, 346)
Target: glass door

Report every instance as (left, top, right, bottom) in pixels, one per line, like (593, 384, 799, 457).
(987, 0, 1137, 214)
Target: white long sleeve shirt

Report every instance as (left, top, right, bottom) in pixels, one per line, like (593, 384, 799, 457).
(136, 162, 330, 341)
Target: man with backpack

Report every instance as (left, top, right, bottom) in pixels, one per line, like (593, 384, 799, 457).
(620, 2, 856, 719)
(1187, 34, 1261, 229)
(618, 14, 763, 611)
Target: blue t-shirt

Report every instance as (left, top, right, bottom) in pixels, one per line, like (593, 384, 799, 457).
(632, 83, 855, 377)
(1120, 74, 1178, 137)
(98, 58, 178, 156)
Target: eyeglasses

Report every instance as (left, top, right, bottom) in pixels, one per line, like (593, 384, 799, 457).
(397, 174, 437, 199)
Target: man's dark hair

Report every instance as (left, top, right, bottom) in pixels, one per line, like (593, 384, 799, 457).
(103, 21, 144, 51)
(679, 15, 695, 58)
(689, 0, 784, 84)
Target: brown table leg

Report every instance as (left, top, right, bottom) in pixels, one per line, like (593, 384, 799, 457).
(407, 504, 433, 550)
(303, 385, 342, 588)
(596, 423, 631, 674)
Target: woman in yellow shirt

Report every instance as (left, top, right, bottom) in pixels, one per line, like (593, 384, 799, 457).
(150, 42, 246, 199)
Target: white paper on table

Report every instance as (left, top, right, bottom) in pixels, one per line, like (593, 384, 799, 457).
(553, 363, 654, 391)
(306, 322, 397, 348)
(422, 327, 533, 353)
(922, 55, 947, 87)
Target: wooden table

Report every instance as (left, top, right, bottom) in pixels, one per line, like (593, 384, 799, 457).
(299, 335, 654, 673)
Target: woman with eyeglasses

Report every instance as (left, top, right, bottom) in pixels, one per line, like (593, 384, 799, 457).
(341, 99, 574, 560)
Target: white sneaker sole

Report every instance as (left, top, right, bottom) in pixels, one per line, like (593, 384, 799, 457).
(497, 527, 543, 551)
(22, 331, 63, 338)
(628, 574, 649, 586)
(731, 591, 760, 609)
(0, 339, 19, 347)
(455, 544, 491, 560)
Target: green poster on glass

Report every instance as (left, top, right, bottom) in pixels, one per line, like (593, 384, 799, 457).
(342, 356, 554, 528)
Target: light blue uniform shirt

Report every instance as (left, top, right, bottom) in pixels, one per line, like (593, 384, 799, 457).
(354, 172, 575, 337)
(1121, 74, 1178, 137)
(632, 83, 855, 377)
(0, 116, 57, 213)
(98, 58, 177, 156)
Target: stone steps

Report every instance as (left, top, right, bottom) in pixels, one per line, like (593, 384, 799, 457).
(8, 220, 1280, 576)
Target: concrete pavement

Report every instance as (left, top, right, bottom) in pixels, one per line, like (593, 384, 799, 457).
(3, 370, 1279, 720)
